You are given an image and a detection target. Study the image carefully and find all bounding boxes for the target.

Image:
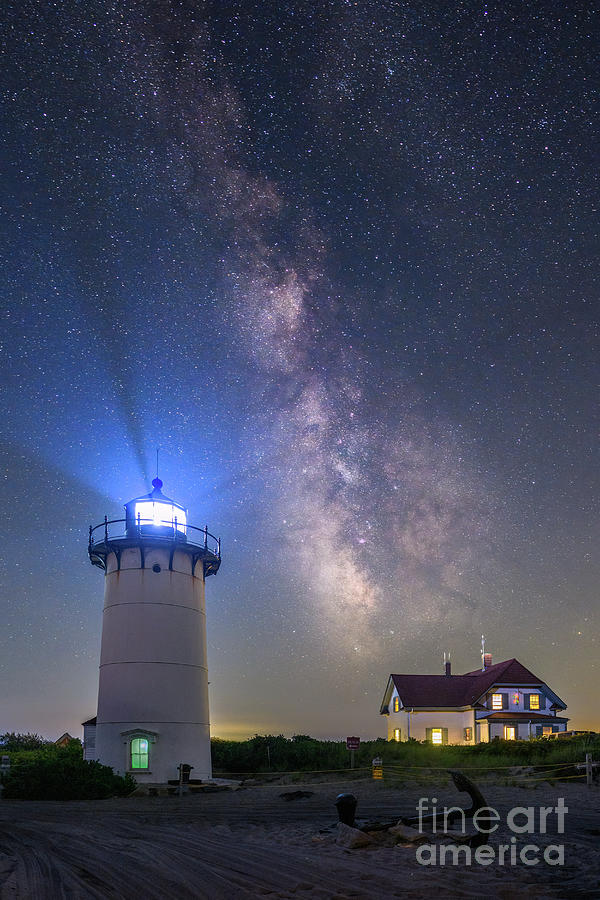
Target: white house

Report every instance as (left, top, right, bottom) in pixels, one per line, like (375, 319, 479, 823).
(380, 655, 568, 744)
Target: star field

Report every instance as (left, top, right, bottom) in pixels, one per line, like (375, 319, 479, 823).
(1, 1, 598, 739)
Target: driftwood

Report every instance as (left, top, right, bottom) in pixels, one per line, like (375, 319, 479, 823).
(401, 770, 488, 828)
(447, 770, 487, 818)
(402, 770, 489, 847)
(336, 770, 490, 846)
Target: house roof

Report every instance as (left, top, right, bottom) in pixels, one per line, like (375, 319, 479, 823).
(480, 712, 569, 723)
(82, 716, 97, 726)
(382, 659, 565, 712)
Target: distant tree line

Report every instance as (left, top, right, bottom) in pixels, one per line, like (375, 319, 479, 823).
(0, 732, 52, 751)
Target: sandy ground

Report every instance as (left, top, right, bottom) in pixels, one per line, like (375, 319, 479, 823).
(0, 778, 598, 899)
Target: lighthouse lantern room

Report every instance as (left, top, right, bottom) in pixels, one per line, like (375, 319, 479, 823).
(86, 478, 220, 782)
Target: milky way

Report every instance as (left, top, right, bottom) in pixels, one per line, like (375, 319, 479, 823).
(1, 1, 597, 739)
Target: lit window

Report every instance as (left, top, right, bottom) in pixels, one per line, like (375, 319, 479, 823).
(504, 726, 516, 741)
(529, 694, 540, 710)
(393, 697, 400, 713)
(492, 693, 503, 709)
(464, 727, 472, 742)
(131, 738, 149, 769)
(512, 693, 520, 706)
(393, 728, 401, 742)
(542, 726, 552, 736)
(431, 728, 443, 745)
(134, 501, 187, 533)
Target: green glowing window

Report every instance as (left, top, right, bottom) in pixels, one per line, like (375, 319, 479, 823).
(131, 738, 149, 769)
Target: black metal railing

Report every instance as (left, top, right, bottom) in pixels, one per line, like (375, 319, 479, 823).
(88, 517, 221, 557)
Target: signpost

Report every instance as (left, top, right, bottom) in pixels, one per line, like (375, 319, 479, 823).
(372, 756, 383, 780)
(346, 736, 360, 769)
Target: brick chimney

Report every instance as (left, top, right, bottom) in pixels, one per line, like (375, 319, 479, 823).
(443, 651, 451, 676)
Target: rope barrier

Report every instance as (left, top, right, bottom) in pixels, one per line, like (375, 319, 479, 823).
(508, 773, 587, 782)
(213, 766, 374, 777)
(372, 760, 583, 771)
(210, 759, 587, 778)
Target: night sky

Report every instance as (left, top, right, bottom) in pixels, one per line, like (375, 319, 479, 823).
(2, 1, 598, 741)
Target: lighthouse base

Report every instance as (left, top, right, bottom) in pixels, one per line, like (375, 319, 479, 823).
(95, 722, 212, 783)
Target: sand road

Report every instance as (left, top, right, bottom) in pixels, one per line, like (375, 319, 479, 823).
(0, 780, 598, 899)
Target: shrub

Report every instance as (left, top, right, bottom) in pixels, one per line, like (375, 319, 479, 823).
(1, 749, 135, 800)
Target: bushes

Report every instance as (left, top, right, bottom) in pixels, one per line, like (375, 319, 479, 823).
(211, 734, 350, 774)
(1, 746, 135, 800)
(210, 733, 600, 776)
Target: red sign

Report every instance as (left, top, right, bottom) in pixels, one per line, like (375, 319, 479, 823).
(346, 736, 360, 750)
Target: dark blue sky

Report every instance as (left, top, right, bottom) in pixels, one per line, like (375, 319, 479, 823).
(1, 0, 597, 739)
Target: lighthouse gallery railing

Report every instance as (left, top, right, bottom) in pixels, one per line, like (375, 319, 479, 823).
(88, 517, 221, 558)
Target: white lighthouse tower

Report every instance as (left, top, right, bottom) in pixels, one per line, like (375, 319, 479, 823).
(86, 478, 221, 782)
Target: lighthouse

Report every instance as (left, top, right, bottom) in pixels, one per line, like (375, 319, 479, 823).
(86, 478, 220, 782)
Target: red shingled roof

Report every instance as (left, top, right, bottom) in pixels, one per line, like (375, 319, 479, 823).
(388, 658, 545, 709)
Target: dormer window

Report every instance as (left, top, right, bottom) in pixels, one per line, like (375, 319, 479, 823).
(529, 694, 540, 710)
(492, 693, 503, 709)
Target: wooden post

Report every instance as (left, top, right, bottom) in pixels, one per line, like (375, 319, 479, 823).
(586, 753, 592, 788)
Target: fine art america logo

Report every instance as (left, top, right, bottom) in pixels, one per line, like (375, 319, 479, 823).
(414, 797, 567, 866)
